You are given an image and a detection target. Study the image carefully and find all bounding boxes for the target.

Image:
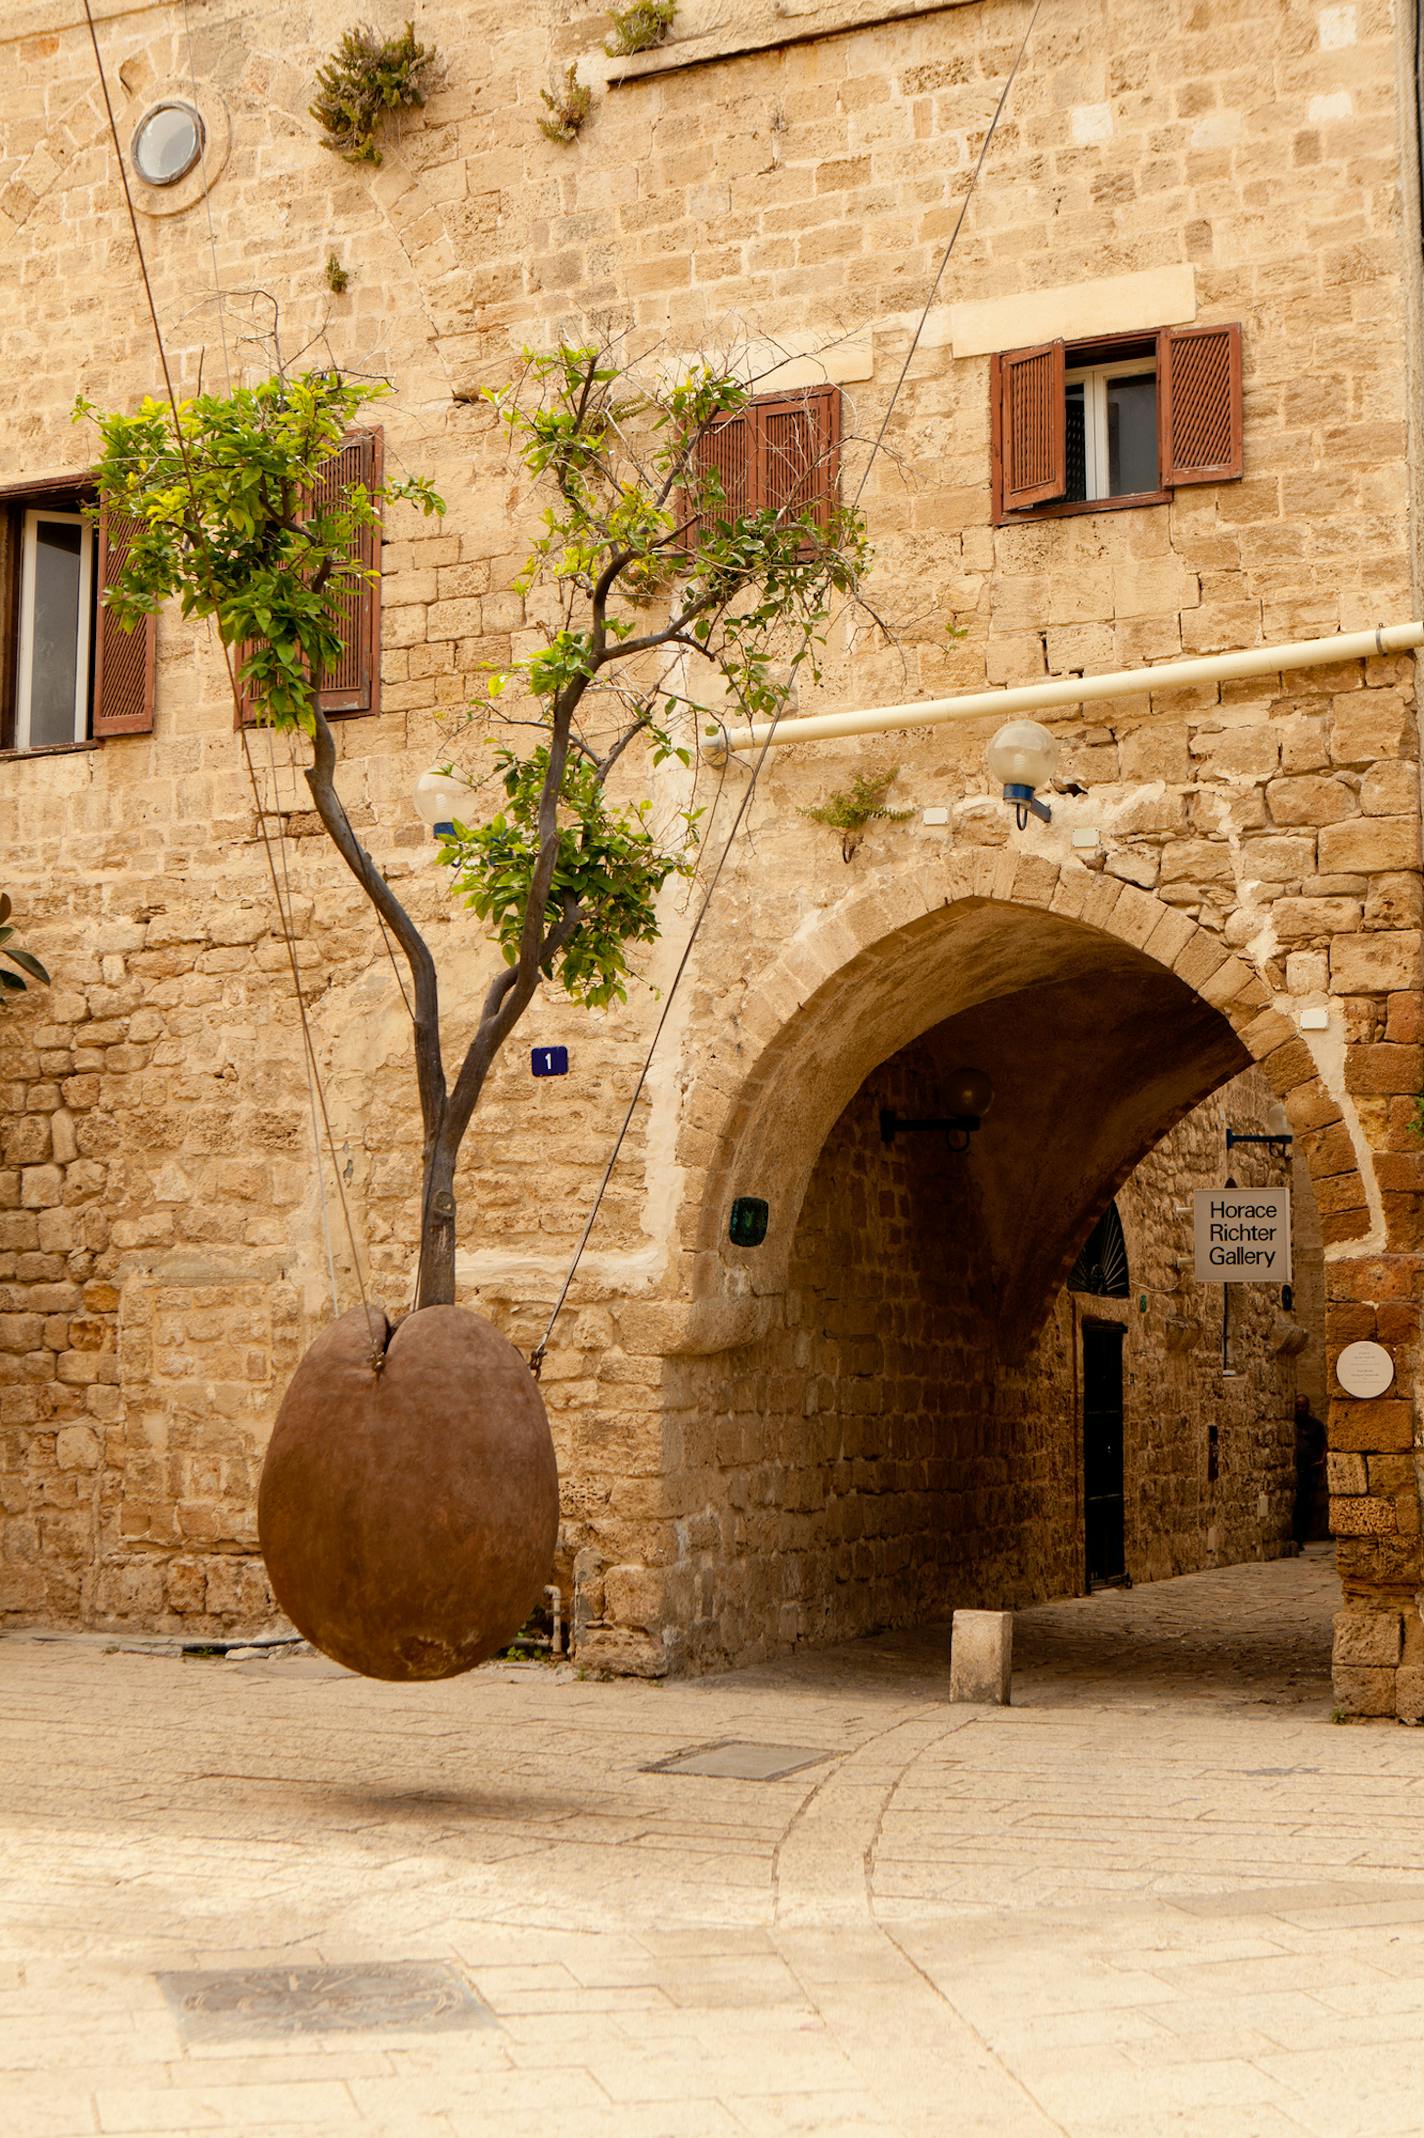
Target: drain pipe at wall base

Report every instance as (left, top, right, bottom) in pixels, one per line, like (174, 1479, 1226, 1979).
(705, 621, 1424, 757)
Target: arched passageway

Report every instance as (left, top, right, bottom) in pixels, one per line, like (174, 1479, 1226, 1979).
(640, 862, 1417, 1704)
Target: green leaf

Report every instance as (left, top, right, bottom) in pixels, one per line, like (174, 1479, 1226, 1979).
(2, 945, 49, 983)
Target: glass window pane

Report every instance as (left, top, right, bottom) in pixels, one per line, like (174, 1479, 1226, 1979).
(29, 520, 84, 747)
(132, 104, 203, 185)
(1106, 373, 1157, 497)
(1064, 381, 1087, 503)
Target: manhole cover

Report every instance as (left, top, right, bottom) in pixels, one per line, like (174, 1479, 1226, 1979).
(157, 1962, 492, 2041)
(648, 1740, 829, 1780)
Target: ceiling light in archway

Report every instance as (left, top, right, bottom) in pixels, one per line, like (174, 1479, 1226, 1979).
(131, 102, 205, 187)
(987, 718, 1059, 828)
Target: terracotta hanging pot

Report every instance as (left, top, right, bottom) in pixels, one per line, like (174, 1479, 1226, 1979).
(258, 1302, 559, 1681)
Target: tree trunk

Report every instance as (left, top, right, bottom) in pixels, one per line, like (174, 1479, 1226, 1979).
(416, 1138, 457, 1309)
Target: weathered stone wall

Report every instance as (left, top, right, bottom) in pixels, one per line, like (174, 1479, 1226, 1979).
(0, 0, 1421, 1708)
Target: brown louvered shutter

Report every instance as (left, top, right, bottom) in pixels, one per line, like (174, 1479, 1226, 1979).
(92, 509, 156, 737)
(315, 428, 381, 715)
(235, 427, 382, 726)
(758, 386, 841, 537)
(996, 342, 1066, 512)
(1159, 323, 1243, 486)
(691, 409, 754, 546)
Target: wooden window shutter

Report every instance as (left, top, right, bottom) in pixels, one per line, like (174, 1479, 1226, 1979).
(690, 408, 754, 546)
(1158, 323, 1243, 486)
(235, 427, 383, 726)
(757, 386, 841, 536)
(315, 428, 381, 715)
(92, 509, 156, 737)
(996, 341, 1066, 512)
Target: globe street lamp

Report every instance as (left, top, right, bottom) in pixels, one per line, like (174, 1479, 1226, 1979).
(987, 718, 1060, 828)
(413, 768, 475, 838)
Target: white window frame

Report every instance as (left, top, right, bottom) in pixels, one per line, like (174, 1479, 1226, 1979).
(15, 507, 94, 752)
(1063, 356, 1158, 502)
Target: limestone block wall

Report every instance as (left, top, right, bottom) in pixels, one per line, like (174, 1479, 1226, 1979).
(0, 0, 1420, 1708)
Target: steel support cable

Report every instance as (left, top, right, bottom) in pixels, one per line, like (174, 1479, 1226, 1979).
(82, 0, 383, 1365)
(527, 700, 788, 1377)
(181, 0, 350, 1320)
(529, 2, 1046, 1371)
(851, 0, 1045, 510)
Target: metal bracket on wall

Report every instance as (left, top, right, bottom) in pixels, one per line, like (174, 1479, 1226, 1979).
(880, 1107, 980, 1151)
(1226, 1128, 1293, 1158)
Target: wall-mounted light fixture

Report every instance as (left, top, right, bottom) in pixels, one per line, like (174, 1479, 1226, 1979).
(880, 1066, 994, 1154)
(413, 768, 476, 839)
(987, 718, 1059, 828)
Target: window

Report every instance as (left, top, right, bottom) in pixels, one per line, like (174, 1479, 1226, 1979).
(1068, 1202, 1130, 1300)
(690, 385, 842, 546)
(1065, 356, 1158, 504)
(131, 101, 205, 187)
(991, 322, 1242, 523)
(0, 482, 155, 752)
(16, 510, 93, 750)
(237, 427, 384, 728)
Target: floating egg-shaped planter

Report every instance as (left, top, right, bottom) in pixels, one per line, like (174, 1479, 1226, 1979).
(258, 1303, 559, 1681)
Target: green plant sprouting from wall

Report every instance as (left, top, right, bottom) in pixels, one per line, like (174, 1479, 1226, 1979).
(604, 0, 677, 58)
(539, 64, 592, 144)
(325, 254, 350, 293)
(0, 892, 50, 1007)
(310, 21, 439, 167)
(802, 767, 910, 861)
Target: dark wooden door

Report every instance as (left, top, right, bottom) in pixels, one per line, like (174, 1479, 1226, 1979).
(1083, 1322, 1126, 1586)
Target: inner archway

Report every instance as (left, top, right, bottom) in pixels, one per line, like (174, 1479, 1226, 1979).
(654, 870, 1358, 1677)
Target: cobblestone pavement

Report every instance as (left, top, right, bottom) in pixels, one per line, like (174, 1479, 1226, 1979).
(6, 1547, 1424, 2138)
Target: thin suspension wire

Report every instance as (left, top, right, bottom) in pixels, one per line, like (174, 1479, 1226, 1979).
(82, 0, 383, 1364)
(182, 0, 341, 1317)
(529, 699, 784, 1375)
(181, 0, 233, 396)
(183, 0, 419, 1111)
(531, 3, 1045, 1370)
(264, 723, 341, 1315)
(852, 0, 1044, 509)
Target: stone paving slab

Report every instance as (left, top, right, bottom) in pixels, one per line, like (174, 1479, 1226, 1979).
(4, 1548, 1422, 2135)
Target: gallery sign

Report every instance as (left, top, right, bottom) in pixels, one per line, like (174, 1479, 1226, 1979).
(1192, 1187, 1291, 1283)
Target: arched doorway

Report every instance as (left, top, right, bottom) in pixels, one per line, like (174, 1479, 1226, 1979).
(636, 859, 1420, 1715)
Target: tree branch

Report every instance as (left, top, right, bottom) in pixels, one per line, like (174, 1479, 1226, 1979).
(304, 700, 447, 1141)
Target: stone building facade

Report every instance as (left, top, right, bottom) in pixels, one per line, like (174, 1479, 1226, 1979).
(0, 0, 1422, 1714)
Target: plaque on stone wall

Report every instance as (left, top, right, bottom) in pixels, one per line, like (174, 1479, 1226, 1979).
(1192, 1187, 1291, 1283)
(1335, 1340, 1394, 1399)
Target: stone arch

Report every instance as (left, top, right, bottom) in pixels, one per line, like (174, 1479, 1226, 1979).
(669, 850, 1366, 1352)
(603, 848, 1422, 1708)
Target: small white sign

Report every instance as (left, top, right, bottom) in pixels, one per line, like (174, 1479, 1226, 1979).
(1335, 1340, 1394, 1399)
(1193, 1187, 1291, 1283)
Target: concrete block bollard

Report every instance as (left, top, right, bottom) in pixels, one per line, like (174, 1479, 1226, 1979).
(950, 1609, 1013, 1705)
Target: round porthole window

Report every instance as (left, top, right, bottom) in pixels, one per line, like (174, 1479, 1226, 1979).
(131, 101, 205, 187)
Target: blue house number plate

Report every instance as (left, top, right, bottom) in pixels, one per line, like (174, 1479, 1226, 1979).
(531, 1046, 569, 1078)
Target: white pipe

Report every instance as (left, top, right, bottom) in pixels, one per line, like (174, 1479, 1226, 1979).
(707, 620, 1424, 755)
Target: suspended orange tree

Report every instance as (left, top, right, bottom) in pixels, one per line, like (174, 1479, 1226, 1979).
(77, 346, 866, 1312)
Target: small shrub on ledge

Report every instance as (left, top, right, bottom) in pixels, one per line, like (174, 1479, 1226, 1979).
(539, 64, 592, 144)
(604, 0, 677, 58)
(310, 21, 440, 167)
